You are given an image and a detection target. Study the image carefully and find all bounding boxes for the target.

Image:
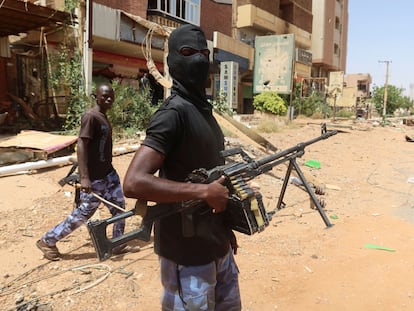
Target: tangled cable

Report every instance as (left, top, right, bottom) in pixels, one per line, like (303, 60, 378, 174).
(1, 244, 154, 310)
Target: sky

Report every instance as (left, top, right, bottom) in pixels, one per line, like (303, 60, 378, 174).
(346, 0, 414, 96)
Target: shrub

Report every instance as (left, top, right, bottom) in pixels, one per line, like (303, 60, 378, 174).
(256, 119, 280, 133)
(299, 93, 332, 118)
(108, 80, 159, 138)
(253, 92, 287, 115)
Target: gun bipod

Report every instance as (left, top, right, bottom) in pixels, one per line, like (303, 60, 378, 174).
(274, 157, 333, 228)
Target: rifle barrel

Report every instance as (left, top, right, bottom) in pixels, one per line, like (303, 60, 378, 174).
(256, 130, 337, 167)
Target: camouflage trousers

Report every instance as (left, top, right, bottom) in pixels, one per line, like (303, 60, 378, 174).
(160, 248, 241, 311)
(42, 170, 125, 246)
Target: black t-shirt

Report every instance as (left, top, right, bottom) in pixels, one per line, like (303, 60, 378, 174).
(78, 108, 114, 180)
(142, 93, 231, 266)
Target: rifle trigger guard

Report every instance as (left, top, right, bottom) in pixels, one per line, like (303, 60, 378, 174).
(186, 168, 209, 183)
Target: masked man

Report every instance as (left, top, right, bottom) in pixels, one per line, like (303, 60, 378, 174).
(123, 25, 242, 311)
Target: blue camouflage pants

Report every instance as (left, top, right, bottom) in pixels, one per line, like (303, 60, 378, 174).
(42, 170, 125, 246)
(160, 248, 242, 311)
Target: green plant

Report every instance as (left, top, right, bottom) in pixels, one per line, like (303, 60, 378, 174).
(108, 80, 159, 138)
(211, 91, 234, 116)
(253, 92, 287, 115)
(300, 93, 332, 118)
(64, 0, 79, 12)
(63, 49, 90, 132)
(372, 84, 413, 115)
(49, 44, 90, 133)
(44, 0, 91, 133)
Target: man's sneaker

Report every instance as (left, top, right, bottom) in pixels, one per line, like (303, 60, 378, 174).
(112, 244, 141, 255)
(36, 239, 61, 261)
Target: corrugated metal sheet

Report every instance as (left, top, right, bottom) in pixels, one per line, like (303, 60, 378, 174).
(0, 0, 71, 37)
(93, 3, 120, 40)
(119, 14, 165, 49)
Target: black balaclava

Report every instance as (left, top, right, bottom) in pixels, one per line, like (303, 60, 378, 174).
(167, 24, 210, 109)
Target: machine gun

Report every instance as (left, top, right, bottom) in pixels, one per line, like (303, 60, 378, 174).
(87, 124, 337, 261)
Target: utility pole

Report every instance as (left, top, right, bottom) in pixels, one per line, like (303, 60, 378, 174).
(378, 60, 391, 119)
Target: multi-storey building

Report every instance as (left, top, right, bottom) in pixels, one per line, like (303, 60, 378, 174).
(81, 1, 237, 106)
(344, 73, 372, 117)
(1, 0, 349, 118)
(233, 0, 314, 112)
(311, 0, 348, 79)
(87, 0, 318, 113)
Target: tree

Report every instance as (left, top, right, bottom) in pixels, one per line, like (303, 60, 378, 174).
(372, 84, 413, 115)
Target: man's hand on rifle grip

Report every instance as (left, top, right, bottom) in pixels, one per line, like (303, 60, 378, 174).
(205, 175, 228, 214)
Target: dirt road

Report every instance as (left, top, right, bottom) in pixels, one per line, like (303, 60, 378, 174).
(1, 118, 414, 311)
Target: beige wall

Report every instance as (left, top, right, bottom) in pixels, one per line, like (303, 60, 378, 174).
(327, 86, 356, 108)
(213, 32, 254, 70)
(312, 0, 348, 74)
(345, 73, 372, 98)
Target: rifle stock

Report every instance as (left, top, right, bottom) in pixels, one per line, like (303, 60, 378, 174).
(87, 208, 152, 261)
(87, 201, 201, 261)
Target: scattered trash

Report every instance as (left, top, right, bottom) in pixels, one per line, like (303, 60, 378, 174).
(0, 130, 77, 167)
(289, 176, 303, 186)
(407, 177, 414, 184)
(405, 135, 414, 142)
(330, 214, 338, 220)
(304, 159, 321, 169)
(364, 243, 395, 252)
(325, 184, 341, 191)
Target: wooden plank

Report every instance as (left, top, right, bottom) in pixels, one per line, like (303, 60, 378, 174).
(214, 111, 277, 152)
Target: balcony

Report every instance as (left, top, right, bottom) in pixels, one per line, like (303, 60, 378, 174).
(237, 4, 311, 49)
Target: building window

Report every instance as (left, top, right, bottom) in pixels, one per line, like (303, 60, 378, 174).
(357, 81, 367, 92)
(334, 44, 339, 55)
(148, 0, 200, 25)
(335, 17, 340, 30)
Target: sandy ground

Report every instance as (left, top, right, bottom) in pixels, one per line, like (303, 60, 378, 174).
(1, 117, 414, 311)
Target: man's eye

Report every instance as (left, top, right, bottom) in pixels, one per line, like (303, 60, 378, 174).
(200, 49, 210, 57)
(180, 48, 198, 56)
(180, 48, 210, 57)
